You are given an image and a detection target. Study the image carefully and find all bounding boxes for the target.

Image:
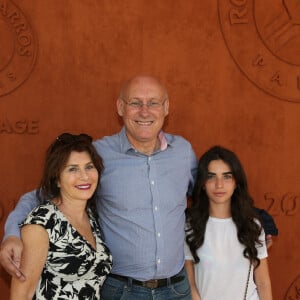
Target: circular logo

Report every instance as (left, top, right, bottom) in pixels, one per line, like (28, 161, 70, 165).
(284, 275, 300, 299)
(218, 0, 300, 103)
(0, 0, 37, 97)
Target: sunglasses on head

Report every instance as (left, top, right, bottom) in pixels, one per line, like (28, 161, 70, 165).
(56, 133, 93, 144)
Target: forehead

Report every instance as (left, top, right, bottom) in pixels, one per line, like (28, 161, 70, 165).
(207, 159, 231, 172)
(125, 77, 165, 99)
(65, 151, 91, 164)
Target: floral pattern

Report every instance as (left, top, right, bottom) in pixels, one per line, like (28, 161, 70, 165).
(21, 202, 112, 300)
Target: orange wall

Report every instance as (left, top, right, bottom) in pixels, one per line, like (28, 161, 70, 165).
(1, 1, 299, 299)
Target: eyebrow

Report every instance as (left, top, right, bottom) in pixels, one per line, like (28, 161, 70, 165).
(207, 171, 233, 175)
(129, 97, 160, 101)
(64, 164, 79, 168)
(65, 161, 93, 167)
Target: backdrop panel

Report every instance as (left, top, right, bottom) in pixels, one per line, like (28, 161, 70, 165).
(1, 1, 299, 298)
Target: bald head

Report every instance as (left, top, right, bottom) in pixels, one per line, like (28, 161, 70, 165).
(119, 75, 168, 101)
(116, 75, 169, 154)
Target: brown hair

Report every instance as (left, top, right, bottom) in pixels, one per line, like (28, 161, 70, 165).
(36, 133, 103, 215)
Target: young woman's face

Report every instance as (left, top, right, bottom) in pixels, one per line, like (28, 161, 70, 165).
(204, 159, 236, 206)
(58, 151, 99, 202)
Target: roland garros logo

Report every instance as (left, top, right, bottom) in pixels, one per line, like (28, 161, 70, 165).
(218, 0, 300, 103)
(0, 0, 37, 97)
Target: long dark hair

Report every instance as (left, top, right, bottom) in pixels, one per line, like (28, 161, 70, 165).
(186, 145, 262, 267)
(36, 133, 103, 217)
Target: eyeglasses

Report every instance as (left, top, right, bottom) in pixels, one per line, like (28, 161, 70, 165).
(56, 133, 93, 144)
(122, 98, 167, 110)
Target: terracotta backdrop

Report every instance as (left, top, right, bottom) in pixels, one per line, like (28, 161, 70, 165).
(1, 0, 299, 298)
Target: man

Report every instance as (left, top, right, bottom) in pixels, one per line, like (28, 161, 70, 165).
(0, 75, 198, 299)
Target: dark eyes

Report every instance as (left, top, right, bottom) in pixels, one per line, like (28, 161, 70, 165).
(67, 164, 95, 172)
(86, 164, 95, 170)
(206, 173, 233, 181)
(207, 174, 214, 180)
(223, 174, 233, 180)
(68, 166, 78, 172)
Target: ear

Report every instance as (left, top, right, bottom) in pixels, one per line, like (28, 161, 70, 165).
(164, 99, 169, 116)
(117, 98, 124, 116)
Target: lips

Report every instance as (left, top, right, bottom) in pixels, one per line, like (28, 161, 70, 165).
(213, 192, 226, 197)
(136, 121, 153, 126)
(76, 184, 92, 190)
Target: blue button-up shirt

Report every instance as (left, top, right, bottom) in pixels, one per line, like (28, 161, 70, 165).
(4, 127, 198, 281)
(94, 127, 198, 280)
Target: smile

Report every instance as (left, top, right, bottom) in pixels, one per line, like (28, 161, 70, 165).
(136, 121, 153, 126)
(76, 184, 91, 190)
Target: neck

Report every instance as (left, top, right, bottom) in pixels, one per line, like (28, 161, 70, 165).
(129, 137, 161, 155)
(209, 204, 231, 219)
(53, 197, 87, 220)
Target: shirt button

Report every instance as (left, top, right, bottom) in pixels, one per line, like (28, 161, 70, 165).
(154, 206, 158, 211)
(157, 259, 161, 264)
(151, 181, 154, 185)
(157, 232, 161, 237)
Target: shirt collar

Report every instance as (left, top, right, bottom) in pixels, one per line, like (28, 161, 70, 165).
(119, 126, 170, 154)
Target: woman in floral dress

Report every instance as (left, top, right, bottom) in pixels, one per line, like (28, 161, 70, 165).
(10, 133, 112, 299)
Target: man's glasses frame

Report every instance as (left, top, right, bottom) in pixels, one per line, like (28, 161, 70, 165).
(122, 98, 167, 110)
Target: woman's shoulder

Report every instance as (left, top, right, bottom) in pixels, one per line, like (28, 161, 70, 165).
(21, 202, 57, 227)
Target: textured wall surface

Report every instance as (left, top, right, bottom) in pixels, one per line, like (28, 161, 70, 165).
(1, 1, 299, 298)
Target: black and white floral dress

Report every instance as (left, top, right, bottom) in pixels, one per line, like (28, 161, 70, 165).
(21, 202, 112, 300)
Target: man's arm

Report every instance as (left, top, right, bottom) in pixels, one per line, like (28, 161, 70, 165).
(0, 190, 38, 279)
(3, 190, 39, 240)
(254, 207, 278, 249)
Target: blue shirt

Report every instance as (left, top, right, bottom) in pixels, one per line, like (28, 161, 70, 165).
(4, 127, 198, 281)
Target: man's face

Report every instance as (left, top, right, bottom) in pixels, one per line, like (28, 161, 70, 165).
(117, 76, 169, 149)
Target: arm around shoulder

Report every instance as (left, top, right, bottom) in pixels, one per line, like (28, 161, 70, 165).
(1, 190, 38, 279)
(0, 236, 25, 279)
(3, 190, 39, 241)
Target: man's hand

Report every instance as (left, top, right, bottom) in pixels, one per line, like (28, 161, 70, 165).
(0, 236, 25, 281)
(266, 234, 273, 249)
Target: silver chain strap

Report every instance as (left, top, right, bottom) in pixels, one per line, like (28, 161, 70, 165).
(243, 262, 251, 300)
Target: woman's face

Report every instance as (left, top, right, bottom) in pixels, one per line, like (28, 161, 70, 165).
(57, 151, 99, 202)
(204, 159, 236, 207)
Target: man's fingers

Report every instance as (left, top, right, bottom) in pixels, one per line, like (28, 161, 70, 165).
(15, 269, 26, 281)
(0, 236, 25, 280)
(0, 255, 17, 277)
(9, 258, 26, 280)
(266, 234, 273, 249)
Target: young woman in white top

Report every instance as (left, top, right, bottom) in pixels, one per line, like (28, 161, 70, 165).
(185, 146, 272, 300)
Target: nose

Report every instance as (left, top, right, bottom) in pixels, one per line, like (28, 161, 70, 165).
(139, 104, 151, 114)
(78, 169, 89, 180)
(215, 177, 224, 188)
